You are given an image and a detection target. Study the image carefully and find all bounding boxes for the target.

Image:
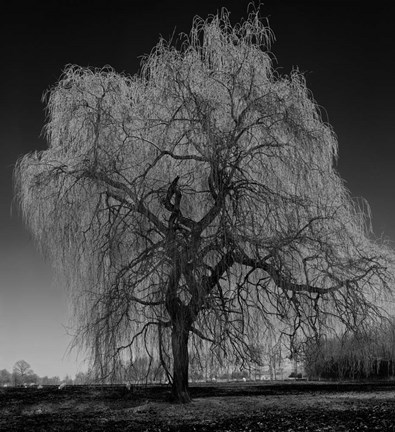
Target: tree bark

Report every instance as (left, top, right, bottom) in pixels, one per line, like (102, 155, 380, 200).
(171, 321, 191, 403)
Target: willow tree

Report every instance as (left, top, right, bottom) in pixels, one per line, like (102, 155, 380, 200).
(14, 9, 394, 402)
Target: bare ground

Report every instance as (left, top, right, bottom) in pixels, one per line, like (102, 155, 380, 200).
(1, 382, 395, 431)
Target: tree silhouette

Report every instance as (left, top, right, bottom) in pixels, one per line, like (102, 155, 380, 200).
(13, 360, 33, 385)
(14, 9, 394, 402)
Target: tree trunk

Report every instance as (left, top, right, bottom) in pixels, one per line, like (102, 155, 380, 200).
(171, 322, 191, 403)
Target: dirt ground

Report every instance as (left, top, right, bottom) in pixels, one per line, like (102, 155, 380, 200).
(1, 382, 395, 431)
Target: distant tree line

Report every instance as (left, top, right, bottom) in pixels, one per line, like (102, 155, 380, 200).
(304, 319, 395, 380)
(0, 358, 169, 387)
(0, 360, 60, 387)
(0, 360, 94, 387)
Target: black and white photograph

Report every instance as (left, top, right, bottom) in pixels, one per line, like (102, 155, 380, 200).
(1, 0, 395, 430)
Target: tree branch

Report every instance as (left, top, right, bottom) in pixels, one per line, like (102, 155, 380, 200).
(83, 168, 168, 233)
(190, 326, 215, 343)
(235, 251, 349, 295)
(163, 176, 195, 230)
(188, 250, 236, 317)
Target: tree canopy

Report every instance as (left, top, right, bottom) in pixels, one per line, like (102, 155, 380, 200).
(12, 360, 33, 384)
(14, 9, 394, 402)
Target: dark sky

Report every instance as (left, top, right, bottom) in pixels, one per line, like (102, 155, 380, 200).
(1, 0, 394, 378)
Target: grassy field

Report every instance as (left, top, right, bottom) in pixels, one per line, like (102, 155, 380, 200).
(1, 381, 395, 431)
